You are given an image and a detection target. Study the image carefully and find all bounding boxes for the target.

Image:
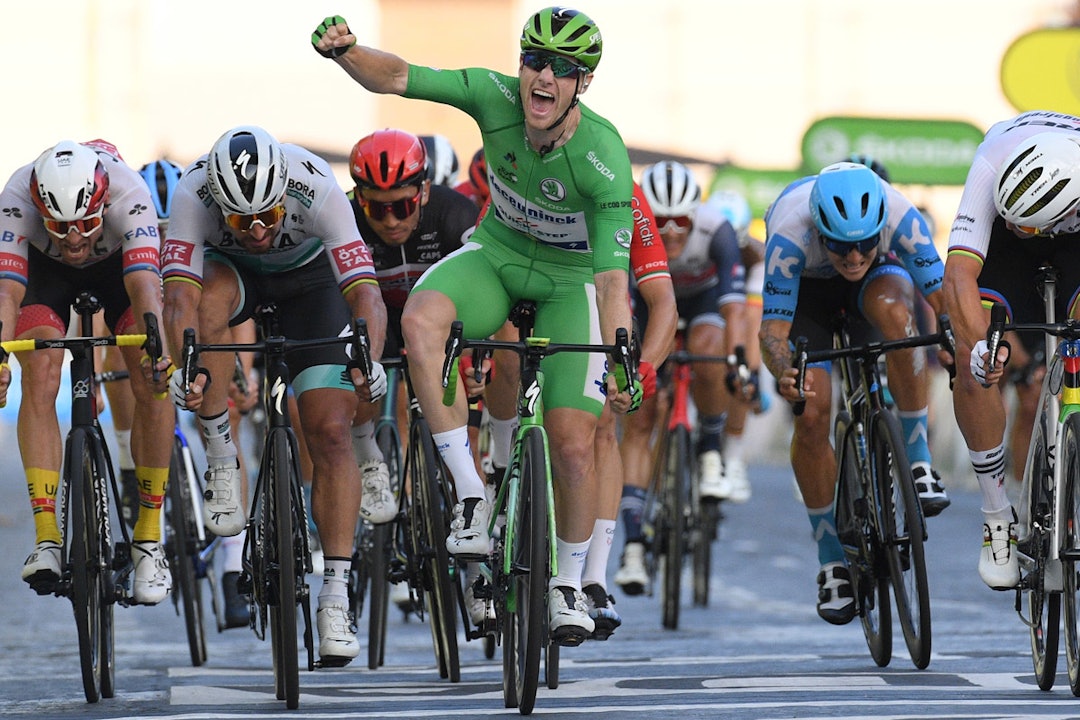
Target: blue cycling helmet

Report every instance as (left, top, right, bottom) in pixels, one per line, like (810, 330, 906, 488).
(809, 162, 887, 242)
(138, 159, 184, 222)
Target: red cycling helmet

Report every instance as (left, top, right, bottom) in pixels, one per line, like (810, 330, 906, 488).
(350, 129, 427, 190)
(468, 147, 488, 196)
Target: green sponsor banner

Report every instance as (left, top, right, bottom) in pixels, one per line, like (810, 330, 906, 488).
(708, 166, 803, 218)
(800, 116, 984, 185)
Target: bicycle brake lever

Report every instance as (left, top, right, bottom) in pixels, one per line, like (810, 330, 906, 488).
(792, 336, 808, 417)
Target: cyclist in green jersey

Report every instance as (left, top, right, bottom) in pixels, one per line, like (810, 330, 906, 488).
(313, 6, 640, 643)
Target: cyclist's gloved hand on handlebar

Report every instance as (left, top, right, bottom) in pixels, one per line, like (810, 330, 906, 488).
(604, 372, 643, 414)
(169, 366, 209, 412)
(311, 15, 355, 58)
(970, 338, 1011, 387)
(352, 360, 387, 403)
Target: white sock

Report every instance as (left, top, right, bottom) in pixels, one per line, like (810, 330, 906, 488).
(725, 432, 746, 464)
(581, 519, 616, 589)
(969, 445, 1011, 515)
(432, 426, 486, 498)
(319, 556, 351, 604)
(198, 411, 237, 463)
(550, 537, 590, 591)
(488, 415, 517, 469)
(113, 428, 134, 471)
(351, 420, 383, 464)
(221, 531, 245, 574)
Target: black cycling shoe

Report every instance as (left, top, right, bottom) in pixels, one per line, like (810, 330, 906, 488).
(222, 571, 250, 629)
(816, 562, 857, 625)
(912, 463, 951, 518)
(582, 583, 621, 641)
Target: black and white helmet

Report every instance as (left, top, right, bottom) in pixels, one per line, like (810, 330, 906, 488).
(994, 131, 1080, 232)
(205, 126, 288, 215)
(419, 134, 460, 186)
(640, 160, 701, 216)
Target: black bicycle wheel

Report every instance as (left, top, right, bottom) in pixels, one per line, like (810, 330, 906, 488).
(835, 417, 892, 667)
(661, 426, 691, 630)
(367, 420, 401, 670)
(66, 429, 103, 703)
(545, 637, 559, 690)
(1023, 401, 1059, 690)
(872, 411, 932, 669)
(692, 498, 719, 607)
(368, 522, 392, 669)
(168, 435, 207, 667)
(410, 417, 460, 682)
(509, 427, 548, 715)
(268, 430, 300, 709)
(90, 435, 117, 700)
(1059, 414, 1080, 696)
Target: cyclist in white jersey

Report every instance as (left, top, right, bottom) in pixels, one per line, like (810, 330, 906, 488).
(0, 139, 175, 605)
(639, 161, 746, 501)
(161, 125, 388, 666)
(944, 111, 1080, 591)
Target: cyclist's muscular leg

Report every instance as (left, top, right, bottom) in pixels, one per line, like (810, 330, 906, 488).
(686, 322, 727, 419)
(862, 276, 927, 413)
(15, 337, 65, 545)
(301, 387, 364, 559)
(790, 366, 836, 510)
(548, 407, 600, 543)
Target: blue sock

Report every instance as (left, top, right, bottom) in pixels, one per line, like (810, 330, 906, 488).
(897, 408, 931, 467)
(619, 486, 648, 542)
(808, 505, 844, 565)
(695, 413, 726, 454)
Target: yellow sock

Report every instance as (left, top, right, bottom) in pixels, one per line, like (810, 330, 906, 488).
(133, 465, 169, 543)
(26, 467, 62, 545)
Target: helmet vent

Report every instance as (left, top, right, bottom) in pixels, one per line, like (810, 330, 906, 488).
(1004, 168, 1041, 211)
(1020, 178, 1069, 220)
(832, 197, 848, 219)
(997, 145, 1036, 194)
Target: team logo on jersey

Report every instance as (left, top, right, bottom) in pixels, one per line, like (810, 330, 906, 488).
(301, 160, 326, 177)
(614, 227, 632, 249)
(540, 178, 566, 202)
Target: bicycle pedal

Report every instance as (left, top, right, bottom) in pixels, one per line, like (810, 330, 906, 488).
(236, 572, 253, 594)
(315, 655, 354, 669)
(471, 579, 493, 600)
(550, 626, 589, 648)
(25, 572, 58, 596)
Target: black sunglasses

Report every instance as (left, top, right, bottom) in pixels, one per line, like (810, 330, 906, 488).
(822, 234, 879, 256)
(520, 51, 585, 78)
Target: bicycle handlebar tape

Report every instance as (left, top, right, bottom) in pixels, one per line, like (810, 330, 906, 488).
(792, 336, 808, 417)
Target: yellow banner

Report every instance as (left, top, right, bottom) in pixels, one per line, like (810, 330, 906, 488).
(1001, 28, 1080, 115)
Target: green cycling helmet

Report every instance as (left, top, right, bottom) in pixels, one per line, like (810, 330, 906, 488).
(520, 6, 602, 72)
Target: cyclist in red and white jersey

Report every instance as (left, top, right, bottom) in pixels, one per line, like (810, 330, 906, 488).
(0, 139, 174, 605)
(944, 111, 1080, 591)
(639, 161, 746, 500)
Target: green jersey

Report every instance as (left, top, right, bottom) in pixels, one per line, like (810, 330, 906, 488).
(405, 65, 634, 273)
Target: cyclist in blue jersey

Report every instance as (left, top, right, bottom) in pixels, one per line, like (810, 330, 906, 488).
(760, 162, 948, 625)
(313, 7, 640, 645)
